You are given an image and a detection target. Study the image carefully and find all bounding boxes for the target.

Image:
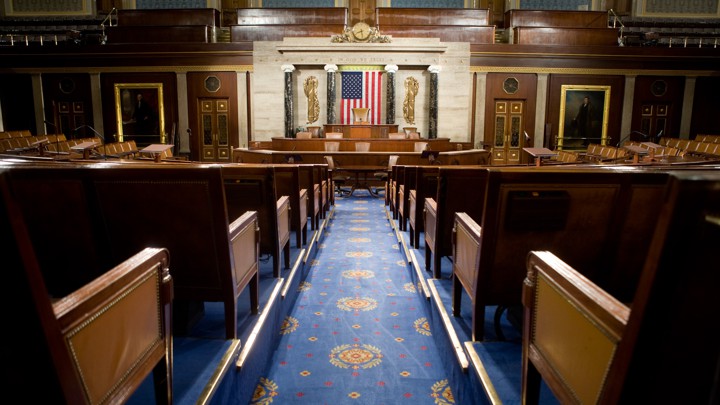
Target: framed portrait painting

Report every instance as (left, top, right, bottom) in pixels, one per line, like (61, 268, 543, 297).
(114, 83, 165, 144)
(557, 85, 610, 150)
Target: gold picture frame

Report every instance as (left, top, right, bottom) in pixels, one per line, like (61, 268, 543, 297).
(557, 85, 610, 150)
(114, 83, 165, 143)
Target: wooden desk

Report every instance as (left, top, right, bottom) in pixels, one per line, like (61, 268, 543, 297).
(70, 141, 100, 159)
(140, 144, 174, 163)
(523, 147, 558, 167)
(337, 165, 386, 197)
(323, 124, 398, 138)
(623, 145, 649, 163)
(270, 137, 453, 152)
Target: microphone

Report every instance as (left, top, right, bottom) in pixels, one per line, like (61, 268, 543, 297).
(74, 125, 106, 159)
(43, 120, 63, 156)
(43, 120, 58, 133)
(608, 9, 625, 46)
(523, 131, 532, 147)
(617, 133, 633, 148)
(655, 129, 664, 143)
(99, 7, 117, 45)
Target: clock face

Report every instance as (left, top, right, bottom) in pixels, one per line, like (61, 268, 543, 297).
(651, 80, 667, 97)
(503, 77, 519, 94)
(351, 22, 371, 41)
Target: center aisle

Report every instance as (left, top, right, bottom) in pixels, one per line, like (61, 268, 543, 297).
(251, 192, 455, 404)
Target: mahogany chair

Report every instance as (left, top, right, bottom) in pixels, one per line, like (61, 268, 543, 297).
(1, 169, 173, 405)
(324, 155, 350, 196)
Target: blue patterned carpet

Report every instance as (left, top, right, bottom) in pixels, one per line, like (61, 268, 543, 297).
(251, 191, 455, 404)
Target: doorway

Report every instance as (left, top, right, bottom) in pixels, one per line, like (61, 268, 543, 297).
(198, 98, 231, 162)
(491, 100, 526, 165)
(638, 103, 669, 141)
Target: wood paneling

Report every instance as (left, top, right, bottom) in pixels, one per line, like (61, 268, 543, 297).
(42, 73, 93, 137)
(513, 27, 619, 46)
(376, 8, 490, 26)
(504, 10, 609, 28)
(546, 74, 625, 148)
(270, 137, 452, 152)
(100, 72, 177, 145)
(187, 71, 238, 162)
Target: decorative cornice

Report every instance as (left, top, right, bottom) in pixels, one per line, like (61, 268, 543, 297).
(469, 65, 716, 76)
(428, 65, 442, 74)
(5, 65, 255, 74)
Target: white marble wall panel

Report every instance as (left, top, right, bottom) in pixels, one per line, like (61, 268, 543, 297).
(252, 38, 471, 141)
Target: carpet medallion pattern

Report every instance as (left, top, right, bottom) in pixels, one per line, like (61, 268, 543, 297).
(251, 194, 454, 404)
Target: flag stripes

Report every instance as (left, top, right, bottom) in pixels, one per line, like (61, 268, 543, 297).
(340, 70, 382, 125)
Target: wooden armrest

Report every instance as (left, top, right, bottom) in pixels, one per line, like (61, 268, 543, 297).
(229, 210, 260, 312)
(523, 251, 629, 404)
(53, 247, 172, 405)
(277, 195, 291, 245)
(452, 212, 482, 299)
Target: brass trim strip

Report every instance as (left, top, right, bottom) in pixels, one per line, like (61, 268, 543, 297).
(236, 278, 284, 369)
(282, 248, 307, 299)
(464, 341, 504, 405)
(196, 339, 242, 405)
(428, 279, 470, 371)
(409, 249, 431, 301)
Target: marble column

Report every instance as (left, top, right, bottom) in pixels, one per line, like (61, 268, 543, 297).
(427, 65, 441, 139)
(680, 76, 696, 139)
(282, 64, 295, 138)
(324, 64, 338, 125)
(384, 64, 398, 125)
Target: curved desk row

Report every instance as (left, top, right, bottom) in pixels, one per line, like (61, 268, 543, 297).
(268, 137, 455, 152)
(233, 148, 491, 166)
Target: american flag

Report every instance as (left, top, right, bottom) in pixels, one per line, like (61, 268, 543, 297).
(341, 70, 382, 125)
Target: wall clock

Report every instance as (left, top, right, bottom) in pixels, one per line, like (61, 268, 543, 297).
(503, 77, 519, 94)
(351, 22, 371, 42)
(651, 80, 667, 97)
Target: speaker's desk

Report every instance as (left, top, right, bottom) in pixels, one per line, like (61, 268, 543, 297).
(269, 137, 453, 152)
(323, 124, 398, 138)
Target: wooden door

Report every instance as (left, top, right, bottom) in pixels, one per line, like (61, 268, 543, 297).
(491, 100, 526, 165)
(199, 98, 231, 162)
(57, 101, 88, 138)
(349, 0, 376, 25)
(639, 103, 669, 141)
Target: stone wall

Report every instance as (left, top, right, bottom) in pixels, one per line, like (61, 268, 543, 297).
(252, 37, 471, 141)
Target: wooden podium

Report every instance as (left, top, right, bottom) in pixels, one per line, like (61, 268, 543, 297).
(323, 124, 398, 138)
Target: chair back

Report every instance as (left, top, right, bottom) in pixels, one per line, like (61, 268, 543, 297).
(414, 142, 428, 152)
(306, 126, 321, 137)
(352, 108, 370, 123)
(296, 131, 312, 139)
(355, 142, 371, 152)
(388, 133, 406, 140)
(407, 132, 420, 139)
(388, 154, 399, 169)
(325, 132, 343, 139)
(324, 142, 340, 152)
(324, 155, 336, 170)
(403, 127, 417, 136)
